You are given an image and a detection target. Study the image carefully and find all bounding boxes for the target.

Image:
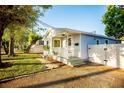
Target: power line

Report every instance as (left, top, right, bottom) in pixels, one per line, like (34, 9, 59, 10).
(37, 20, 56, 29)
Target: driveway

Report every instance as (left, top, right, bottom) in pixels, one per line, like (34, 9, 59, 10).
(1, 63, 124, 88)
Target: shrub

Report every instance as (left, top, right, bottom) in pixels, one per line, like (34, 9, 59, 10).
(43, 45, 50, 51)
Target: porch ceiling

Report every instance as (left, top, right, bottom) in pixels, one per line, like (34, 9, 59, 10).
(53, 31, 81, 38)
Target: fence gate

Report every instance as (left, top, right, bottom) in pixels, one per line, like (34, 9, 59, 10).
(88, 44, 124, 68)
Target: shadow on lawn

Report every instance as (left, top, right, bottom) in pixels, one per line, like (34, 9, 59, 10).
(13, 62, 64, 67)
(0, 62, 13, 68)
(13, 62, 42, 65)
(22, 68, 119, 88)
(0, 62, 42, 71)
(2, 57, 42, 61)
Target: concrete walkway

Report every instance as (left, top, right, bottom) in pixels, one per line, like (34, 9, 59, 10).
(1, 63, 124, 88)
(37, 58, 64, 69)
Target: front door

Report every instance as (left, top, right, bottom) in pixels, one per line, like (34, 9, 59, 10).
(68, 37, 73, 57)
(62, 36, 73, 58)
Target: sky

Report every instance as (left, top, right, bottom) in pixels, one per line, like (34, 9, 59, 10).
(40, 5, 107, 35)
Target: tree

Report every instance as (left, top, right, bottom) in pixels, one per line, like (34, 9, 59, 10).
(0, 5, 51, 66)
(26, 31, 42, 53)
(14, 26, 29, 50)
(2, 29, 10, 54)
(102, 5, 124, 39)
(3, 25, 30, 54)
(7, 24, 27, 56)
(8, 24, 15, 56)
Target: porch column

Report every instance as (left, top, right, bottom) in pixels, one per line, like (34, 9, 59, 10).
(66, 32, 69, 59)
(49, 37, 53, 55)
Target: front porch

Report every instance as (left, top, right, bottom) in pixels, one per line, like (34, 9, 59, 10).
(49, 31, 84, 66)
(43, 28, 86, 66)
(51, 35, 73, 64)
(51, 33, 76, 58)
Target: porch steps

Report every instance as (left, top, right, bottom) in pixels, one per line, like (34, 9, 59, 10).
(67, 56, 86, 67)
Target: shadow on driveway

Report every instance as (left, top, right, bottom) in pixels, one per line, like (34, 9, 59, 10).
(22, 68, 119, 88)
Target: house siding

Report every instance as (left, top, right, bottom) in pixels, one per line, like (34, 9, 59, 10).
(71, 34, 80, 57)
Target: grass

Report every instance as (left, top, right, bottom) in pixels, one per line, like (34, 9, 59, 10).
(0, 51, 45, 80)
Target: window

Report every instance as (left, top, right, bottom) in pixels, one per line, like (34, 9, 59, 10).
(68, 38, 71, 46)
(105, 40, 109, 44)
(54, 40, 60, 47)
(96, 40, 99, 45)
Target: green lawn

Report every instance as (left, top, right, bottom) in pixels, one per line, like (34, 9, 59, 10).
(0, 53, 45, 80)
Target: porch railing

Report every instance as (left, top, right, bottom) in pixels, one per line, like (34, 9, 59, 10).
(52, 47, 69, 59)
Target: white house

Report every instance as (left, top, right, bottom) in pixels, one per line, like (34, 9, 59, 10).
(43, 28, 120, 66)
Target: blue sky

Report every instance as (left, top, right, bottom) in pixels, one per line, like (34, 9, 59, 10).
(40, 5, 107, 35)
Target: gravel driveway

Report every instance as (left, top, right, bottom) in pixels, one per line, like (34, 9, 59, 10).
(1, 63, 124, 88)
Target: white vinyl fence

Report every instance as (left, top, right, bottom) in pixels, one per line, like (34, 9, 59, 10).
(88, 44, 124, 68)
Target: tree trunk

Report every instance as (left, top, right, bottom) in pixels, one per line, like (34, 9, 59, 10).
(8, 31, 15, 56)
(0, 36, 2, 65)
(26, 44, 33, 53)
(2, 41, 9, 54)
(26, 40, 37, 53)
(0, 29, 4, 65)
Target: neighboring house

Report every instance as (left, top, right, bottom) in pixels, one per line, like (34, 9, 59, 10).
(43, 28, 121, 66)
(29, 39, 44, 53)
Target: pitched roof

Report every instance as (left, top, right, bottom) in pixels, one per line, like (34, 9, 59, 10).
(54, 28, 120, 41)
(43, 27, 120, 41)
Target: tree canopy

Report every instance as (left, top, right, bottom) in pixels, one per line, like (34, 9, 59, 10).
(0, 5, 52, 65)
(102, 5, 124, 39)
